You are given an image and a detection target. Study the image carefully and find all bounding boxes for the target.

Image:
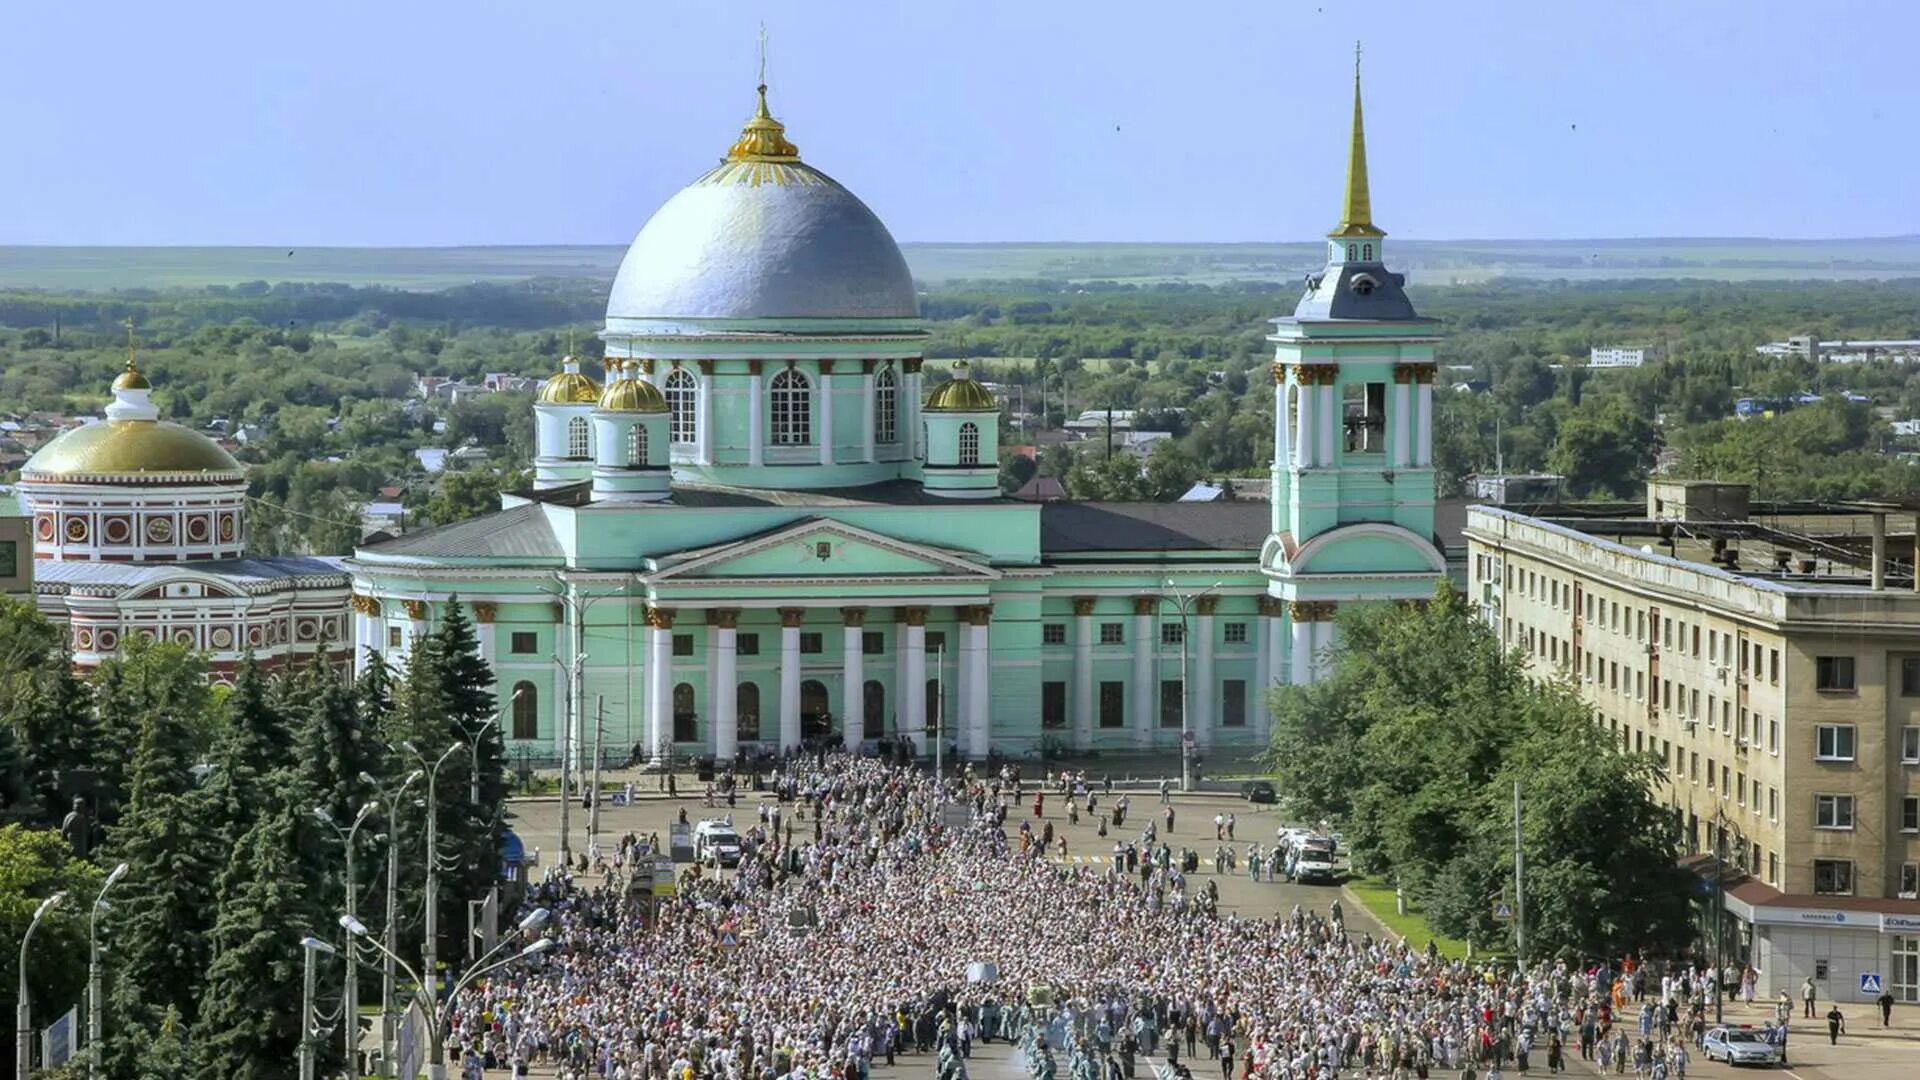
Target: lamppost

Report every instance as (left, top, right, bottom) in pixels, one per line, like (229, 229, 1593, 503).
(339, 908, 553, 1080)
(17, 891, 66, 1080)
(359, 767, 422, 1079)
(86, 863, 128, 1080)
(1162, 579, 1223, 792)
(549, 652, 590, 869)
(400, 740, 466, 1025)
(313, 801, 379, 1073)
(296, 936, 338, 1080)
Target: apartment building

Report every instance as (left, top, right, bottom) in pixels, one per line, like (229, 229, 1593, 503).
(1466, 488, 1920, 1004)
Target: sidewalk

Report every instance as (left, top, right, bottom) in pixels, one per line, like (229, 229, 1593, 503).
(1709, 996, 1920, 1042)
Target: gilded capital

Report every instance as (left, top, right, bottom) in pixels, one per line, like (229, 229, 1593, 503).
(697, 359, 715, 376)
(403, 599, 428, 622)
(708, 608, 740, 629)
(1133, 596, 1158, 617)
(1412, 363, 1437, 385)
(1270, 362, 1289, 386)
(840, 606, 868, 627)
(1392, 363, 1417, 385)
(779, 607, 807, 628)
(645, 606, 676, 630)
(1072, 596, 1097, 617)
(1195, 596, 1219, 617)
(471, 601, 497, 624)
(963, 604, 993, 627)
(819, 359, 836, 375)
(900, 606, 929, 627)
(903, 358, 924, 375)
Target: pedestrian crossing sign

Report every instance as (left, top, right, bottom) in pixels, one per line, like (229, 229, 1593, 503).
(719, 929, 739, 950)
(1861, 973, 1882, 994)
(1492, 902, 1515, 921)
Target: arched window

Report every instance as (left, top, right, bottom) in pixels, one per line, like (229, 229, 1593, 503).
(673, 681, 697, 743)
(627, 424, 648, 468)
(863, 679, 886, 738)
(736, 682, 761, 742)
(770, 369, 811, 446)
(1362, 243, 1373, 261)
(958, 422, 980, 466)
(800, 679, 830, 741)
(1346, 244, 1357, 261)
(566, 416, 590, 459)
(874, 366, 898, 444)
(510, 681, 538, 739)
(665, 368, 698, 444)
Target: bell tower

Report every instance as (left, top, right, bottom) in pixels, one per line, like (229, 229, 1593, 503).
(1263, 47, 1446, 683)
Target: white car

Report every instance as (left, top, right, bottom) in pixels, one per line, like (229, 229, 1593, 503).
(693, 820, 743, 867)
(1701, 1026, 1783, 1067)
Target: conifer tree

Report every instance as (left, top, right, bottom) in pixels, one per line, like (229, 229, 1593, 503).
(91, 637, 213, 819)
(133, 1007, 191, 1080)
(10, 647, 95, 826)
(433, 599, 509, 929)
(199, 653, 296, 852)
(295, 654, 377, 828)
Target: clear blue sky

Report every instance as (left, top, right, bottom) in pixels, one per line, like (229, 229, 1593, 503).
(3, 0, 1914, 245)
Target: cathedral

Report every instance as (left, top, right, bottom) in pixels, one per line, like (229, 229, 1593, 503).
(347, 67, 1462, 762)
(17, 340, 351, 676)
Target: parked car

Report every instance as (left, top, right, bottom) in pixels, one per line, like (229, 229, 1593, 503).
(1701, 1026, 1783, 1067)
(693, 820, 743, 868)
(1240, 780, 1277, 804)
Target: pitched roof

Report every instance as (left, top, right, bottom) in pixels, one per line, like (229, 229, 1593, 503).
(1040, 502, 1272, 554)
(358, 501, 563, 560)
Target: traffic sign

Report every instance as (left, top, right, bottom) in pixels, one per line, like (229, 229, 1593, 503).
(1492, 902, 1515, 922)
(1862, 973, 1883, 994)
(1181, 731, 1196, 744)
(718, 929, 739, 950)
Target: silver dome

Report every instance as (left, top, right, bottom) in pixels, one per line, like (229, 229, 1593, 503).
(607, 160, 918, 322)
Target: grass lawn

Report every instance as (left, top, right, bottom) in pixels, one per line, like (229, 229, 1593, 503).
(1344, 876, 1475, 960)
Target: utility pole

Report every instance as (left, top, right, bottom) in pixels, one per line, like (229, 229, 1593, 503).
(1513, 780, 1526, 966)
(933, 643, 945, 783)
(87, 863, 128, 1080)
(589, 695, 606, 843)
(1713, 807, 1727, 1026)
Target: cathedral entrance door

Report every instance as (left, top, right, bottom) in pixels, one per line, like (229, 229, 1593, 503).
(799, 679, 832, 741)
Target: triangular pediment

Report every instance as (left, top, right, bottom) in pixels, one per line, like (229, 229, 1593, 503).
(650, 518, 999, 581)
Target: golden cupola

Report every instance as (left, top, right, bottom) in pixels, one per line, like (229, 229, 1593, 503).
(597, 360, 668, 413)
(536, 356, 603, 405)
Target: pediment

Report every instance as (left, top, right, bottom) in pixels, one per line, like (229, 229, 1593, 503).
(651, 518, 999, 581)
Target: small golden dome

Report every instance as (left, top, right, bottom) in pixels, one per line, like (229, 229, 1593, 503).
(924, 364, 997, 412)
(536, 359, 602, 405)
(112, 357, 151, 391)
(726, 85, 801, 164)
(598, 362, 668, 413)
(22, 420, 244, 483)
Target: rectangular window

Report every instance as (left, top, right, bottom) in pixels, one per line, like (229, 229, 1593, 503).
(1160, 623, 1185, 646)
(1690, 751, 1699, 782)
(1222, 679, 1247, 727)
(1736, 770, 1746, 805)
(1902, 863, 1920, 899)
(862, 631, 885, 656)
(799, 632, 824, 655)
(1159, 679, 1184, 728)
(1707, 759, 1716, 790)
(1769, 717, 1779, 753)
(1904, 726, 1920, 764)
(1223, 622, 1248, 644)
(1098, 681, 1125, 728)
(387, 626, 402, 648)
(1099, 622, 1124, 645)
(1042, 623, 1067, 646)
(673, 633, 694, 657)
(1816, 655, 1856, 692)
(1815, 724, 1857, 761)
(1904, 797, 1920, 833)
(1903, 657, 1920, 697)
(1041, 681, 1067, 729)
(926, 631, 948, 653)
(1769, 648, 1779, 684)
(1769, 786, 1778, 821)
(1768, 852, 1779, 887)
(510, 631, 538, 654)
(1815, 794, 1856, 830)
(737, 633, 760, 656)
(1813, 859, 1854, 896)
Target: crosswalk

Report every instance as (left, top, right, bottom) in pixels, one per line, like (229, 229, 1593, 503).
(1044, 854, 1112, 864)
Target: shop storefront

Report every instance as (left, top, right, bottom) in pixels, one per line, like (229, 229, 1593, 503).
(1721, 885, 1920, 1004)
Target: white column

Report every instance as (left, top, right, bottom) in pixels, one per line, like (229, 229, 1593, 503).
(1317, 380, 1336, 466)
(647, 610, 674, 756)
(907, 369, 923, 459)
(1289, 609, 1313, 686)
(1072, 600, 1094, 751)
(966, 610, 991, 759)
(748, 370, 765, 467)
(903, 611, 927, 753)
(697, 370, 715, 465)
(1416, 377, 1434, 466)
(1193, 603, 1215, 750)
(841, 610, 865, 749)
(818, 367, 835, 467)
(1252, 603, 1270, 705)
(1274, 377, 1292, 469)
(861, 371, 877, 462)
(778, 610, 802, 752)
(1392, 376, 1412, 467)
(1131, 599, 1154, 748)
(1294, 377, 1315, 467)
(712, 614, 738, 760)
(955, 617, 973, 758)
(1313, 615, 1337, 681)
(1262, 607, 1284, 740)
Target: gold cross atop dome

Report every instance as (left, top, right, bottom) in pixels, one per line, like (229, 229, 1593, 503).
(726, 83, 802, 163)
(113, 316, 150, 391)
(1330, 41, 1385, 240)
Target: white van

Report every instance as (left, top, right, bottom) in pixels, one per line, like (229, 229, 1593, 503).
(693, 820, 743, 867)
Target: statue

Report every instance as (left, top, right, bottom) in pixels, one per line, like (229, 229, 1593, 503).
(60, 796, 92, 858)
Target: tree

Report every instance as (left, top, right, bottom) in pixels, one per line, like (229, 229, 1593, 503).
(198, 654, 295, 853)
(9, 647, 95, 826)
(421, 467, 515, 526)
(998, 452, 1037, 494)
(0, 825, 103, 1071)
(90, 638, 214, 822)
(294, 656, 377, 831)
(1545, 399, 1657, 497)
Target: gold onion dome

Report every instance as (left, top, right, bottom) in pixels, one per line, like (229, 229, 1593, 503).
(924, 363, 997, 412)
(22, 421, 242, 482)
(112, 355, 150, 392)
(536, 358, 602, 405)
(726, 85, 801, 163)
(597, 360, 668, 413)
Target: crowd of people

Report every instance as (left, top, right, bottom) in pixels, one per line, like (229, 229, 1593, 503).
(440, 754, 1784, 1080)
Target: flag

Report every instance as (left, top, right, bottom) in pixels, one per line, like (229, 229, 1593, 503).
(42, 1006, 77, 1067)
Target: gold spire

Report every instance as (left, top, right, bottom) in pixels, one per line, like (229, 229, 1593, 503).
(113, 316, 150, 391)
(1330, 42, 1385, 240)
(726, 83, 802, 163)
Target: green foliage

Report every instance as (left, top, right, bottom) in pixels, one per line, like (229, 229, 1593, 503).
(0, 825, 104, 1071)
(0, 599, 94, 824)
(198, 655, 296, 853)
(89, 638, 215, 823)
(1265, 584, 1694, 959)
(421, 467, 525, 527)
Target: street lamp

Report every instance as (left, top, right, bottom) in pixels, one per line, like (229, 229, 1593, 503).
(86, 863, 128, 1080)
(296, 936, 338, 1080)
(399, 740, 466, 1029)
(1162, 579, 1223, 792)
(359, 768, 421, 1079)
(549, 652, 590, 869)
(17, 891, 66, 1080)
(313, 801, 378, 1073)
(339, 909, 553, 1080)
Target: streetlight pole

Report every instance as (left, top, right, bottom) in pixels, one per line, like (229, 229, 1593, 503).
(86, 863, 128, 1080)
(360, 768, 421, 1079)
(589, 695, 607, 845)
(933, 643, 945, 783)
(340, 908, 553, 1080)
(401, 741, 466, 1028)
(17, 892, 66, 1080)
(296, 937, 337, 1080)
(551, 652, 589, 870)
(314, 801, 378, 1075)
(1162, 579, 1223, 792)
